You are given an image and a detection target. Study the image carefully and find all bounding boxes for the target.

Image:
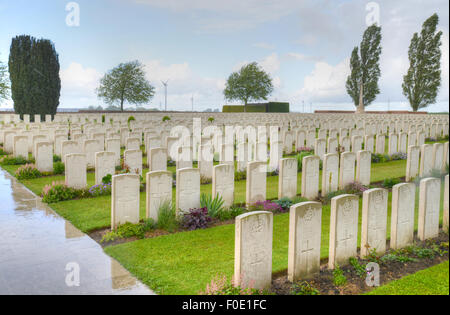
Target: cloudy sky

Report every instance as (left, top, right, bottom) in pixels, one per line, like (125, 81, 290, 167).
(0, 0, 448, 112)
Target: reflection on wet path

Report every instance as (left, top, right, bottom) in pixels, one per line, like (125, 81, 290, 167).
(0, 168, 154, 295)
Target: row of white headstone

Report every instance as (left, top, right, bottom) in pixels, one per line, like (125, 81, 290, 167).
(233, 175, 449, 290)
(405, 143, 449, 181)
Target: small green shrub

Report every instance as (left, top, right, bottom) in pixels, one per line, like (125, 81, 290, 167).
(234, 170, 246, 181)
(274, 197, 293, 212)
(102, 174, 112, 185)
(0, 155, 28, 165)
(157, 200, 179, 232)
(101, 221, 155, 243)
(382, 177, 401, 189)
(332, 264, 347, 287)
(291, 281, 320, 295)
(216, 206, 245, 221)
(15, 164, 42, 180)
(128, 116, 136, 124)
(200, 193, 225, 218)
(42, 182, 78, 203)
(53, 155, 61, 163)
(296, 151, 313, 171)
(200, 176, 212, 185)
(349, 257, 366, 278)
(53, 162, 65, 175)
(162, 116, 171, 122)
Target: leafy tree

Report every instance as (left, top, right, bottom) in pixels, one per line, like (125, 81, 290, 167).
(402, 14, 443, 112)
(224, 62, 273, 112)
(8, 35, 61, 120)
(96, 60, 155, 111)
(0, 56, 9, 104)
(346, 25, 382, 113)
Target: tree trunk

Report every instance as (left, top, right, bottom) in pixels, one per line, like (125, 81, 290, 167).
(244, 99, 247, 113)
(356, 83, 365, 114)
(120, 98, 124, 112)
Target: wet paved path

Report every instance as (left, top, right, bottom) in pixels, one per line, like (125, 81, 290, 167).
(0, 168, 154, 295)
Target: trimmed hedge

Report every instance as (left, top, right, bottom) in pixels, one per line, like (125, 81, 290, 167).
(267, 102, 289, 113)
(222, 102, 289, 113)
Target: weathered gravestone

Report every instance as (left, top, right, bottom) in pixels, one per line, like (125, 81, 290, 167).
(375, 134, 385, 155)
(352, 136, 363, 153)
(269, 141, 282, 172)
(356, 150, 371, 186)
(406, 145, 420, 181)
(176, 146, 193, 169)
(390, 183, 416, 250)
(388, 133, 398, 155)
(364, 135, 374, 153)
(301, 155, 320, 200)
(418, 177, 441, 241)
(106, 138, 121, 167)
(327, 137, 338, 154)
(148, 148, 168, 171)
(126, 137, 141, 151)
(234, 211, 273, 290)
(360, 188, 388, 257)
(124, 149, 142, 175)
(432, 142, 444, 173)
(176, 168, 200, 215)
(339, 152, 355, 189)
(35, 142, 53, 173)
(65, 153, 87, 189)
(198, 144, 213, 180)
(322, 153, 339, 196)
(83, 139, 103, 168)
(288, 201, 322, 281)
(278, 158, 298, 199)
(212, 164, 235, 208)
(328, 194, 359, 269)
(13, 135, 28, 158)
(419, 144, 433, 177)
(246, 161, 267, 206)
(314, 138, 326, 160)
(95, 152, 116, 185)
(146, 171, 172, 221)
(111, 174, 140, 230)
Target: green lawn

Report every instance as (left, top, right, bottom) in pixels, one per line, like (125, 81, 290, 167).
(104, 185, 446, 295)
(366, 261, 449, 295)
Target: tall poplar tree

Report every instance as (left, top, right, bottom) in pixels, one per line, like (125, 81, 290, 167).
(346, 25, 382, 113)
(402, 14, 442, 112)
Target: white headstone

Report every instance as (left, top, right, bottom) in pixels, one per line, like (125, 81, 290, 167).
(360, 188, 388, 257)
(234, 211, 273, 290)
(288, 201, 322, 281)
(111, 174, 141, 230)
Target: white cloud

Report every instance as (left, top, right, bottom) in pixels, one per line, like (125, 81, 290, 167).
(59, 62, 102, 107)
(260, 53, 280, 75)
(297, 58, 350, 103)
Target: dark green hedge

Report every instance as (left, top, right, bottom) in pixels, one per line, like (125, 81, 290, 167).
(267, 102, 289, 113)
(222, 102, 289, 113)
